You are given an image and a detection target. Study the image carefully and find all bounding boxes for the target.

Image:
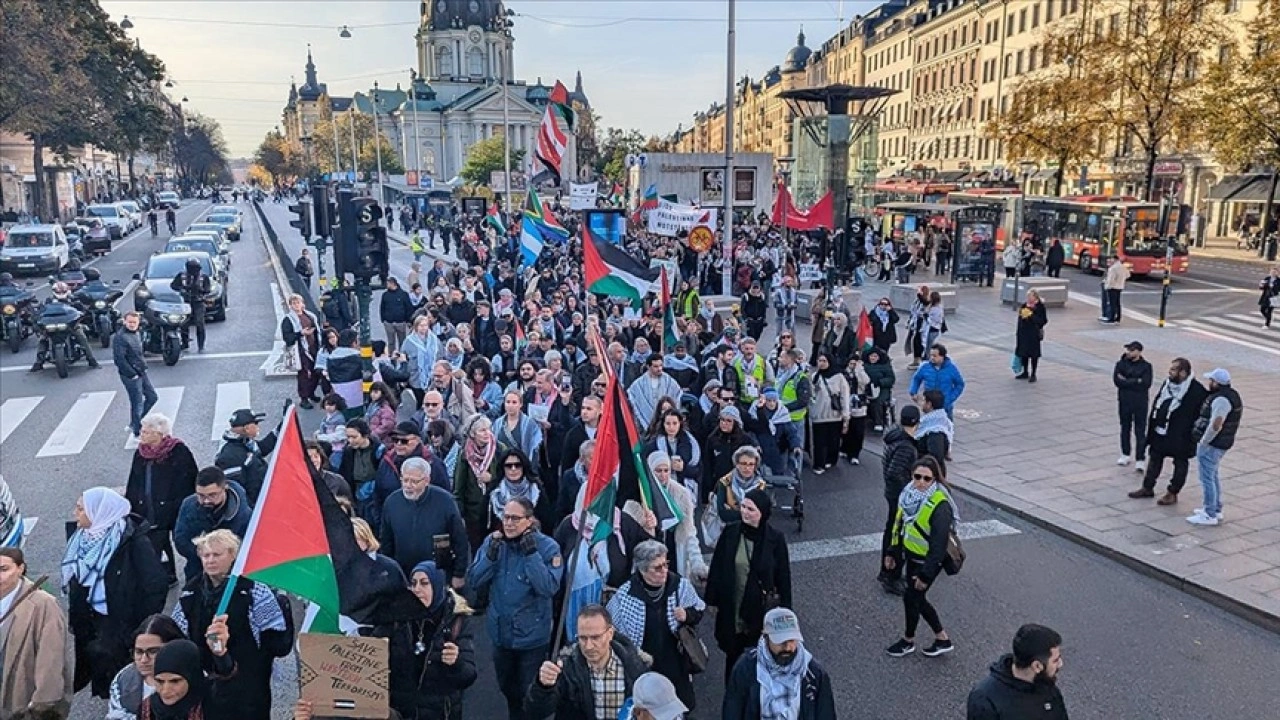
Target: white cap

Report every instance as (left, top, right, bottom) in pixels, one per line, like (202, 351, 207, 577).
(1204, 368, 1231, 385)
(762, 608, 804, 643)
(632, 672, 687, 720)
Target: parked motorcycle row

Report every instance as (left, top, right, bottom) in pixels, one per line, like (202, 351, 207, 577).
(0, 200, 242, 378)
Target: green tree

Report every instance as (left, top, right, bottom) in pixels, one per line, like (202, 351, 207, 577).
(310, 111, 404, 177)
(253, 131, 301, 186)
(172, 114, 231, 187)
(1199, 0, 1280, 239)
(594, 127, 646, 182)
(459, 135, 524, 185)
(987, 16, 1108, 195)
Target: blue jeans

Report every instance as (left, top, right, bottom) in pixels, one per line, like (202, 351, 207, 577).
(121, 372, 159, 436)
(1196, 445, 1226, 517)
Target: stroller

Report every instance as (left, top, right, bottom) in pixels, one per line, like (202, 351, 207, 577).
(762, 420, 807, 533)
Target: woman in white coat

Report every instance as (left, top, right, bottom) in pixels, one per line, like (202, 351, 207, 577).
(624, 451, 708, 582)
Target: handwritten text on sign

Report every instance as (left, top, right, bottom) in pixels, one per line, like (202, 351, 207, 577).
(299, 634, 390, 719)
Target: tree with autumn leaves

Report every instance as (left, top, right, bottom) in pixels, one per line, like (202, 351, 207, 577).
(1199, 0, 1280, 241)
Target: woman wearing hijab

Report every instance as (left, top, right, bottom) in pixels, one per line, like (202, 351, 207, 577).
(281, 293, 324, 409)
(370, 561, 477, 720)
(453, 414, 502, 552)
(884, 456, 957, 659)
(607, 540, 706, 713)
(125, 412, 198, 585)
(64, 487, 168, 698)
(1014, 288, 1048, 383)
(702, 406, 752, 501)
(706, 489, 792, 682)
(143, 636, 233, 720)
(108, 614, 186, 720)
(820, 313, 855, 370)
(809, 353, 852, 474)
(625, 452, 707, 582)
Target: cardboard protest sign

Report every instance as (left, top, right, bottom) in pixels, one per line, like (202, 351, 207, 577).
(298, 634, 391, 719)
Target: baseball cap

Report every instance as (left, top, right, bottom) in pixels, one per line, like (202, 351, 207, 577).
(1124, 341, 1143, 351)
(631, 672, 687, 720)
(393, 420, 421, 438)
(228, 409, 265, 427)
(1204, 368, 1231, 385)
(762, 608, 804, 644)
(899, 405, 921, 426)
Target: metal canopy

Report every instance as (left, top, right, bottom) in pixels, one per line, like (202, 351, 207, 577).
(779, 84, 898, 148)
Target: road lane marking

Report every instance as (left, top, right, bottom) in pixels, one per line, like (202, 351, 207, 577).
(1205, 314, 1274, 336)
(124, 386, 184, 449)
(785, 519, 1021, 563)
(36, 391, 115, 457)
(1180, 321, 1280, 357)
(0, 397, 43, 444)
(211, 381, 251, 440)
(1066, 291, 1163, 326)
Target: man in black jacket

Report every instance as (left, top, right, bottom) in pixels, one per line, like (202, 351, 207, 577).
(113, 311, 158, 438)
(723, 608, 837, 720)
(379, 277, 415, 351)
(1129, 357, 1207, 505)
(378, 457, 470, 585)
(1113, 341, 1153, 472)
(526, 605, 650, 720)
(879, 406, 920, 595)
(967, 624, 1068, 720)
(171, 257, 211, 352)
(321, 281, 355, 332)
(214, 408, 279, 506)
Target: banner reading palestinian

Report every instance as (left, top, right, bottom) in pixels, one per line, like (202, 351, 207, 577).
(569, 182, 598, 210)
(646, 199, 718, 237)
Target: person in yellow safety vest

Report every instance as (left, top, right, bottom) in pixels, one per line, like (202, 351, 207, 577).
(774, 348, 810, 460)
(733, 338, 775, 405)
(677, 280, 701, 320)
(884, 457, 956, 660)
(409, 230, 425, 262)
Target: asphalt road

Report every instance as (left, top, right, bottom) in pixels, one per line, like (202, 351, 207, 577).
(6, 204, 1277, 718)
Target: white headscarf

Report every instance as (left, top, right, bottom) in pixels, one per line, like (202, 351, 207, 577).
(61, 487, 132, 614)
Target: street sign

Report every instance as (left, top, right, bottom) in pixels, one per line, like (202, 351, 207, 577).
(419, 176, 434, 190)
(688, 225, 714, 253)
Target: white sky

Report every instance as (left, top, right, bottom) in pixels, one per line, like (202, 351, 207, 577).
(100, 0, 883, 156)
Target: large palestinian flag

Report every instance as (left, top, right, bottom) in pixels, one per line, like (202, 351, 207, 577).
(224, 405, 420, 632)
(583, 224, 658, 307)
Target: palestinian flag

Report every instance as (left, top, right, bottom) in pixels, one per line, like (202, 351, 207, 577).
(223, 405, 420, 632)
(535, 104, 567, 187)
(486, 203, 507, 235)
(548, 80, 575, 130)
(609, 182, 624, 206)
(513, 315, 527, 350)
(583, 223, 658, 307)
(659, 266, 678, 353)
(856, 307, 875, 355)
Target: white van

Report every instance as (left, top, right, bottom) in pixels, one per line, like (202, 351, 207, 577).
(0, 224, 70, 275)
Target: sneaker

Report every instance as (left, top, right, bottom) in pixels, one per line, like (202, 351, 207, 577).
(922, 639, 954, 657)
(1134, 460, 1146, 473)
(873, 425, 884, 432)
(1116, 456, 1131, 466)
(879, 577, 905, 596)
(1127, 487, 1155, 499)
(1187, 512, 1220, 527)
(885, 639, 915, 657)
(850, 457, 861, 466)
(812, 467, 825, 475)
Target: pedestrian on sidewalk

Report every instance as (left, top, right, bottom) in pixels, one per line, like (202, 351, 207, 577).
(884, 456, 956, 659)
(1258, 266, 1279, 328)
(1002, 242, 1021, 279)
(113, 311, 159, 438)
(909, 343, 966, 421)
(1100, 256, 1130, 323)
(723, 608, 838, 720)
(282, 294, 323, 408)
(295, 247, 314, 289)
(1113, 341, 1153, 472)
(966, 624, 1069, 720)
(1013, 289, 1047, 382)
(1129, 358, 1206, 505)
(1046, 239, 1065, 278)
(905, 285, 930, 369)
(1188, 368, 1244, 527)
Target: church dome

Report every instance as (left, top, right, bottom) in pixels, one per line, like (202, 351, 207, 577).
(782, 30, 812, 74)
(400, 76, 439, 112)
(525, 77, 551, 106)
(423, 0, 506, 31)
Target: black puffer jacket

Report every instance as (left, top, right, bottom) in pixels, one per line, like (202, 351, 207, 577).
(373, 593, 478, 720)
(125, 441, 199, 531)
(966, 654, 1069, 720)
(881, 427, 918, 501)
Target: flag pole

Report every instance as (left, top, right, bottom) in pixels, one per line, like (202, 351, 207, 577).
(549, 506, 591, 659)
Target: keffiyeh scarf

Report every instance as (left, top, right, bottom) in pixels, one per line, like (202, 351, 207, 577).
(757, 635, 812, 720)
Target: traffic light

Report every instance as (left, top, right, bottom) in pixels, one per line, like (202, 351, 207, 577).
(289, 200, 311, 238)
(311, 185, 332, 238)
(352, 198, 388, 282)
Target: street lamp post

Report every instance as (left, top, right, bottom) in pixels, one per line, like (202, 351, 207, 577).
(372, 81, 385, 206)
(721, 0, 737, 297)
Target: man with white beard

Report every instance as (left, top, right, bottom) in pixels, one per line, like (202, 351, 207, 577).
(377, 456, 470, 587)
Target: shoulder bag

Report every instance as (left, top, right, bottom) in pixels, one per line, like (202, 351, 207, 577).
(942, 528, 966, 575)
(676, 625, 709, 674)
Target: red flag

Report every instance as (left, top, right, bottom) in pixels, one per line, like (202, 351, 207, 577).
(856, 308, 874, 353)
(772, 186, 834, 231)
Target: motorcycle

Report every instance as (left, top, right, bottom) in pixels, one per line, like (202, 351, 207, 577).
(75, 280, 123, 348)
(0, 286, 38, 353)
(140, 298, 189, 366)
(34, 302, 86, 379)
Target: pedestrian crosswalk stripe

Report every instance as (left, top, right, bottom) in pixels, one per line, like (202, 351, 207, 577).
(1181, 319, 1280, 357)
(124, 387, 185, 449)
(785, 519, 1021, 563)
(0, 396, 43, 445)
(211, 381, 251, 440)
(1206, 314, 1270, 336)
(36, 391, 116, 458)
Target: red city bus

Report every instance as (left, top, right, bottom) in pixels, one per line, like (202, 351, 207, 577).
(945, 188, 1023, 252)
(1021, 196, 1189, 275)
(868, 180, 960, 205)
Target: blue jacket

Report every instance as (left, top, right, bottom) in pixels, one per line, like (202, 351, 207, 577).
(908, 357, 966, 410)
(173, 481, 252, 583)
(467, 531, 563, 650)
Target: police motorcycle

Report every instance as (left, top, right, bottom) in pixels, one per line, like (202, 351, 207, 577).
(32, 283, 94, 379)
(73, 267, 123, 348)
(0, 273, 38, 353)
(136, 289, 190, 367)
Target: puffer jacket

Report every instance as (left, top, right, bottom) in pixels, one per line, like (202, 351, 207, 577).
(373, 592, 478, 720)
(864, 348, 896, 398)
(881, 427, 918, 501)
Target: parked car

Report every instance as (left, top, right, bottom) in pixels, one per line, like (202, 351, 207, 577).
(156, 190, 181, 209)
(134, 251, 228, 321)
(0, 225, 71, 276)
(85, 203, 127, 239)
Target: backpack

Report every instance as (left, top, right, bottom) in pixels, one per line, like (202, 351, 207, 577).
(942, 529, 965, 575)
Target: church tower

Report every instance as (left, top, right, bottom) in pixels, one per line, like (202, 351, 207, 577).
(416, 0, 514, 82)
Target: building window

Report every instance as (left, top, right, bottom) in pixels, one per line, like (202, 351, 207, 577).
(961, 25, 967, 45)
(1225, 0, 1241, 12)
(1047, 1, 1055, 22)
(1019, 8, 1027, 33)
(1184, 54, 1199, 80)
(1070, 0, 1079, 14)
(1029, 46, 1039, 71)
(971, 58, 977, 81)
(1094, 19, 1104, 40)
(1218, 44, 1233, 64)
(1032, 3, 1040, 28)
(1016, 50, 1024, 74)
(1006, 15, 1014, 37)
(436, 46, 454, 76)
(1109, 13, 1120, 37)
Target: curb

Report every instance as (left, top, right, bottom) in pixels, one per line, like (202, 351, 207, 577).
(862, 438, 1280, 634)
(1191, 247, 1275, 266)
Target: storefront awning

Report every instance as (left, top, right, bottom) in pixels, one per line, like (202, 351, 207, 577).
(876, 166, 901, 179)
(1030, 168, 1060, 181)
(933, 170, 968, 182)
(1208, 174, 1263, 201)
(1228, 175, 1280, 204)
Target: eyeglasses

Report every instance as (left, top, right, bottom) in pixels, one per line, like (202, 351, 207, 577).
(424, 401, 441, 407)
(409, 578, 433, 587)
(912, 473, 935, 481)
(503, 462, 523, 469)
(133, 646, 163, 659)
(393, 437, 414, 444)
(502, 514, 529, 522)
(646, 561, 669, 571)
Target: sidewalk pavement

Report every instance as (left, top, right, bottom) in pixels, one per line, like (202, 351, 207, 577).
(866, 275, 1280, 629)
(1194, 239, 1275, 266)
